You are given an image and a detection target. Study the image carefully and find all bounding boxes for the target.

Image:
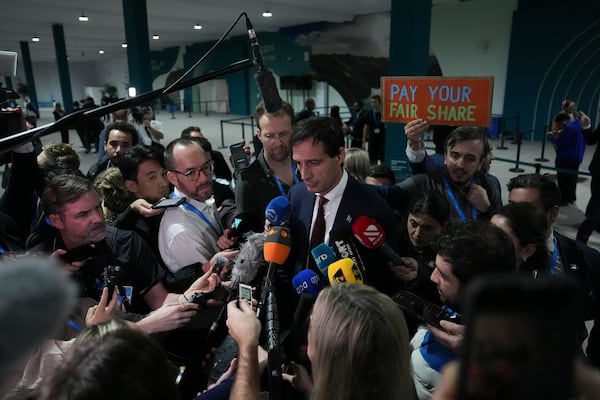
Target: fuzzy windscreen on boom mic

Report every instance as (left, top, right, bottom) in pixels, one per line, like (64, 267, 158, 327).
(231, 232, 267, 286)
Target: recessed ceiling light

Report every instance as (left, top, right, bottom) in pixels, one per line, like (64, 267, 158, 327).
(78, 14, 89, 22)
(98, 50, 105, 54)
(31, 36, 40, 42)
(194, 24, 202, 30)
(262, 11, 273, 17)
(152, 34, 160, 40)
(121, 43, 128, 48)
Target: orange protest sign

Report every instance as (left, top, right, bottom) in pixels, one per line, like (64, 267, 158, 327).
(380, 76, 494, 127)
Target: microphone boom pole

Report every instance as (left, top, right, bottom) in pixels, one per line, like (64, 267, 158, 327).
(0, 58, 254, 154)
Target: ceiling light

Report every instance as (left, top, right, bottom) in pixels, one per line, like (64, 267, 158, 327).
(121, 43, 128, 48)
(78, 14, 89, 22)
(152, 34, 160, 40)
(31, 36, 40, 42)
(262, 11, 273, 17)
(98, 50, 105, 54)
(193, 24, 202, 30)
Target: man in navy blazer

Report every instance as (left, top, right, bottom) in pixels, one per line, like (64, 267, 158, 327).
(287, 117, 405, 295)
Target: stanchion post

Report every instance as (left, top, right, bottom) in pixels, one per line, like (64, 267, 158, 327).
(497, 115, 508, 150)
(220, 120, 225, 149)
(535, 124, 549, 162)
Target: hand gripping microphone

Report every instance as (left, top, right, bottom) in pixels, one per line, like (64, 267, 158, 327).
(245, 16, 283, 113)
(327, 258, 364, 285)
(310, 243, 337, 278)
(351, 216, 404, 265)
(292, 269, 323, 298)
(265, 195, 291, 227)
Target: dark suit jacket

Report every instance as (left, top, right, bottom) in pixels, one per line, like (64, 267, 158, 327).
(583, 124, 600, 176)
(555, 231, 600, 366)
(288, 175, 402, 295)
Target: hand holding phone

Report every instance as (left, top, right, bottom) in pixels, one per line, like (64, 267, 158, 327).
(151, 197, 186, 209)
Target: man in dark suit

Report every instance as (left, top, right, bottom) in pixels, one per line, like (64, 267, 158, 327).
(288, 117, 405, 295)
(577, 113, 600, 244)
(508, 173, 600, 367)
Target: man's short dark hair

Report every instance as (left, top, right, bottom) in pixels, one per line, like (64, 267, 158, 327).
(291, 116, 344, 157)
(254, 101, 294, 130)
(445, 126, 490, 161)
(366, 164, 396, 185)
(181, 126, 202, 138)
(42, 174, 95, 216)
(433, 222, 515, 285)
(506, 173, 561, 212)
(104, 122, 139, 145)
(118, 145, 165, 182)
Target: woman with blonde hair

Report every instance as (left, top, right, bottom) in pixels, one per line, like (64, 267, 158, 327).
(344, 147, 370, 182)
(282, 284, 416, 400)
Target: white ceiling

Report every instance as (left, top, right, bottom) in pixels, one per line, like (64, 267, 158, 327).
(1, 0, 398, 64)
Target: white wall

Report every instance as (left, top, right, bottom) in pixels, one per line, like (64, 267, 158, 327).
(431, 0, 518, 115)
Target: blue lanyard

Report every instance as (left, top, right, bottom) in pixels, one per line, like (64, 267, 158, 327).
(172, 193, 222, 237)
(443, 178, 477, 223)
(550, 236, 559, 274)
(272, 161, 300, 197)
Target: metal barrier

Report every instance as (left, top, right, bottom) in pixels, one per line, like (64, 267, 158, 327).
(534, 125, 550, 162)
(160, 99, 230, 119)
(219, 116, 255, 149)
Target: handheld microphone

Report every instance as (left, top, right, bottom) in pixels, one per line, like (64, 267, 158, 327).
(263, 226, 292, 265)
(310, 243, 337, 277)
(292, 269, 323, 298)
(265, 195, 291, 227)
(327, 258, 364, 284)
(245, 16, 283, 113)
(351, 216, 403, 265)
(329, 228, 367, 274)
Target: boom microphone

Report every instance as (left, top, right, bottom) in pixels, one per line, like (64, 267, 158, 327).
(265, 195, 291, 227)
(310, 243, 337, 277)
(351, 216, 403, 265)
(292, 269, 323, 298)
(0, 256, 76, 371)
(327, 258, 364, 284)
(245, 16, 283, 113)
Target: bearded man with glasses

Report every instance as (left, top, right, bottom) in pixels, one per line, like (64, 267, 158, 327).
(158, 138, 238, 289)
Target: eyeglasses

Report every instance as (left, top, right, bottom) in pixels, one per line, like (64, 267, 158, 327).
(170, 161, 214, 181)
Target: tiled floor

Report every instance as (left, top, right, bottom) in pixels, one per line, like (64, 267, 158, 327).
(32, 109, 600, 251)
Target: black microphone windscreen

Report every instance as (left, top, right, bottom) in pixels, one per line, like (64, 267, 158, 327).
(257, 70, 283, 114)
(0, 256, 76, 370)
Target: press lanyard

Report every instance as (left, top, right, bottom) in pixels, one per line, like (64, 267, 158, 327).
(550, 237, 559, 274)
(272, 161, 300, 197)
(172, 193, 222, 236)
(443, 178, 477, 223)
